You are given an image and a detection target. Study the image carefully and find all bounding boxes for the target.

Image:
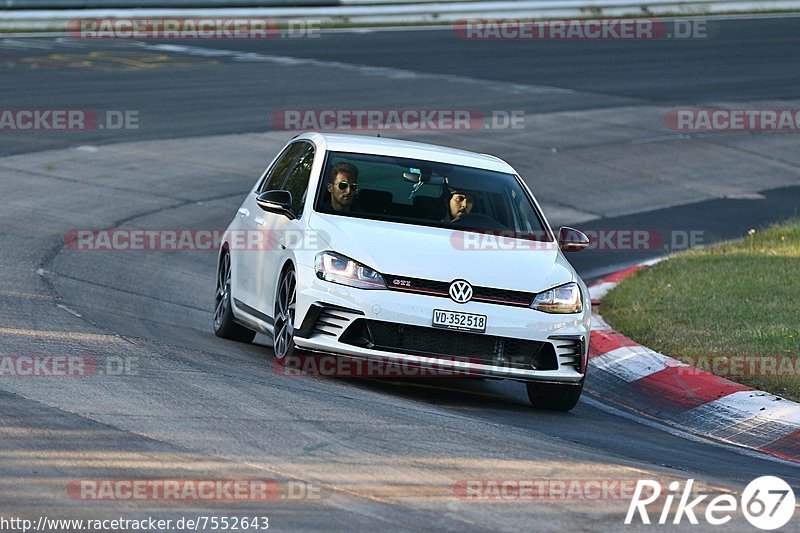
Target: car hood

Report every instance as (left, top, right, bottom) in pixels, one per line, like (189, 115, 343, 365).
(308, 213, 575, 293)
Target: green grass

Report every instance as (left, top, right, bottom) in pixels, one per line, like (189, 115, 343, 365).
(602, 220, 800, 401)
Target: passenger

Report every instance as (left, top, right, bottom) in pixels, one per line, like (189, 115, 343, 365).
(327, 162, 360, 212)
(442, 188, 474, 222)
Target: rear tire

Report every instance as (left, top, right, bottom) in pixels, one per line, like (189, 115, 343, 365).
(214, 250, 256, 343)
(526, 378, 584, 411)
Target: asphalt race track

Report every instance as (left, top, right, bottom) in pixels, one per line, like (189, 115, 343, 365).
(1, 15, 800, 531)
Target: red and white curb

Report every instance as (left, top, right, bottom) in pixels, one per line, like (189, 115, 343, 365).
(587, 260, 800, 463)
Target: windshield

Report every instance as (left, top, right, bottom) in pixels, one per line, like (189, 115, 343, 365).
(314, 151, 552, 241)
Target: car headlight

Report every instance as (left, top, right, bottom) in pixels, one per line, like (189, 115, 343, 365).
(315, 251, 387, 290)
(531, 282, 583, 313)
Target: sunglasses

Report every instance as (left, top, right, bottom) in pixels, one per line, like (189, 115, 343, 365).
(336, 182, 358, 191)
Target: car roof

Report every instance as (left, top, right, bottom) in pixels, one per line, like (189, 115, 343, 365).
(295, 132, 516, 174)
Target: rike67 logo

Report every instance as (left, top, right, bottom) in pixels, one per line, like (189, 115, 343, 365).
(626, 477, 795, 530)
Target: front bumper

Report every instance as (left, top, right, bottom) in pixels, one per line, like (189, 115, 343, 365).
(292, 264, 590, 383)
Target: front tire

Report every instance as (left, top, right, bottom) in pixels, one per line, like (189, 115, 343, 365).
(273, 266, 302, 360)
(526, 378, 584, 411)
(214, 250, 256, 343)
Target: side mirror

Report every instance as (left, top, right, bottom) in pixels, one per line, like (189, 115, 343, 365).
(558, 226, 590, 252)
(256, 190, 295, 220)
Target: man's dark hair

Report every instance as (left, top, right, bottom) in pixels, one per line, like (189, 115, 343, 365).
(329, 162, 359, 183)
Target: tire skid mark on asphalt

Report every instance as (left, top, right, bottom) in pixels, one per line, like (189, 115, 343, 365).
(569, 149, 761, 202)
(140, 42, 581, 97)
(0, 43, 221, 70)
(0, 326, 124, 344)
(0, 163, 199, 202)
(704, 136, 800, 174)
(49, 270, 209, 314)
(0, 38, 55, 50)
(0, 37, 87, 51)
(96, 142, 262, 175)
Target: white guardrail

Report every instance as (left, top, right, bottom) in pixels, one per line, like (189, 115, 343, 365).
(1, 0, 799, 28)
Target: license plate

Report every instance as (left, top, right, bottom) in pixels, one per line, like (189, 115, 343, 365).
(432, 309, 487, 333)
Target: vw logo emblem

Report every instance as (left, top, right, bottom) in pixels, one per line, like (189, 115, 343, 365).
(449, 280, 473, 304)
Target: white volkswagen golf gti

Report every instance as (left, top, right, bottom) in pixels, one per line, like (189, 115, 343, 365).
(215, 132, 591, 410)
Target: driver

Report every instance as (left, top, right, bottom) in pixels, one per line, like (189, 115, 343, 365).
(442, 188, 475, 222)
(326, 162, 359, 212)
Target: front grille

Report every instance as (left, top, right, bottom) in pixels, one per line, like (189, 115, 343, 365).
(473, 286, 534, 306)
(340, 319, 558, 370)
(384, 274, 534, 307)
